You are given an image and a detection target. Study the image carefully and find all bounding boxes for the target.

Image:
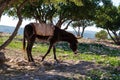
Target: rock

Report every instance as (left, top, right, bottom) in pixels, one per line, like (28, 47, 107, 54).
(0, 52, 6, 64)
(28, 62, 36, 66)
(42, 61, 53, 66)
(115, 66, 120, 72)
(17, 60, 28, 66)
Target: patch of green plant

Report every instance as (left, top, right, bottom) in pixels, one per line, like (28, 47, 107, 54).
(32, 43, 49, 55)
(8, 40, 22, 49)
(95, 30, 108, 40)
(78, 43, 120, 56)
(0, 36, 9, 44)
(86, 67, 120, 80)
(87, 69, 104, 80)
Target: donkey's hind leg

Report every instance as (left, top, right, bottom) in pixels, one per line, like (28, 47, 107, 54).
(26, 35, 36, 62)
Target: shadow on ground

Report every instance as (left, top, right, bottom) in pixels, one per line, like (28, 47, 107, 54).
(0, 60, 103, 80)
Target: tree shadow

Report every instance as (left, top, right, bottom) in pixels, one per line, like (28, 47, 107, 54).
(0, 60, 103, 80)
(53, 60, 102, 75)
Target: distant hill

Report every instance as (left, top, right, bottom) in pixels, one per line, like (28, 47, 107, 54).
(0, 25, 23, 35)
(0, 25, 97, 38)
(69, 30, 96, 39)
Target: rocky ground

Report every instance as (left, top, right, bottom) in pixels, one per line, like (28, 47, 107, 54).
(0, 48, 103, 80)
(0, 38, 120, 80)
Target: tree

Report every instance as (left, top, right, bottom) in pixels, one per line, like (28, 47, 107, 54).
(72, 20, 93, 37)
(95, 30, 108, 40)
(55, 1, 79, 28)
(21, 2, 57, 23)
(0, 0, 28, 50)
(95, 0, 120, 45)
(56, 0, 98, 28)
(66, 0, 100, 37)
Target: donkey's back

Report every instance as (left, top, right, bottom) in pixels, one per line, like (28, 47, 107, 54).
(30, 23, 55, 36)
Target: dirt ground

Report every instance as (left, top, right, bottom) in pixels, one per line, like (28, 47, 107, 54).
(0, 39, 120, 80)
(0, 48, 105, 80)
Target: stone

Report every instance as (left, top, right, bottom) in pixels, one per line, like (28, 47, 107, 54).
(0, 52, 6, 64)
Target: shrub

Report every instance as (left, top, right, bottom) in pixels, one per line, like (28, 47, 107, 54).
(95, 30, 108, 40)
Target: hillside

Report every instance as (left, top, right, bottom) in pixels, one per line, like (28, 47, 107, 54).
(0, 25, 23, 35)
(0, 25, 97, 38)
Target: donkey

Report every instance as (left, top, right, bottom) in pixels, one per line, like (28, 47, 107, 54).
(23, 23, 78, 62)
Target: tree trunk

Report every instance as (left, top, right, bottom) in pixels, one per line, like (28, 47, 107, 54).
(112, 31, 120, 45)
(73, 27, 78, 36)
(106, 29, 120, 45)
(77, 26, 80, 37)
(56, 15, 67, 28)
(107, 29, 116, 42)
(56, 19, 64, 28)
(0, 0, 28, 51)
(81, 26, 86, 37)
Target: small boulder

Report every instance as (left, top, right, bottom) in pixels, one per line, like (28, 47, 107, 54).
(0, 52, 6, 64)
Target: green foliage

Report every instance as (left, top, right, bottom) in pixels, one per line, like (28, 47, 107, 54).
(87, 68, 120, 80)
(94, 0, 120, 44)
(95, 30, 108, 40)
(3, 0, 101, 23)
(95, 3, 119, 31)
(21, 2, 57, 22)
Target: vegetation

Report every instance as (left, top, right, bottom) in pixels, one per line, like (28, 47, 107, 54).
(0, 35, 120, 79)
(71, 20, 93, 37)
(95, 30, 108, 40)
(95, 1, 120, 44)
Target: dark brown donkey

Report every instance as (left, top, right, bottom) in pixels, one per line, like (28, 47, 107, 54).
(23, 23, 78, 62)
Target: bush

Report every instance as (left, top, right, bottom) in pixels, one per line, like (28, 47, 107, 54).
(95, 30, 108, 40)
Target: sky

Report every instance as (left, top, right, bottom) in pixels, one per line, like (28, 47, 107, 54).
(112, 0, 120, 6)
(0, 0, 120, 31)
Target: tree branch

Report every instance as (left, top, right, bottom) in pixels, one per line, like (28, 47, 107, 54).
(63, 20, 72, 30)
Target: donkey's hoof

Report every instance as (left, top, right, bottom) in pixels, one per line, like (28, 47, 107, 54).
(41, 59, 44, 62)
(55, 59, 60, 63)
(41, 58, 45, 62)
(28, 62, 36, 66)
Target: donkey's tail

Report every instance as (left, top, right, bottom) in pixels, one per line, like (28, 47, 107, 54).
(23, 28, 26, 51)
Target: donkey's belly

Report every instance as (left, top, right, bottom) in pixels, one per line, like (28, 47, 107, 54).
(36, 35, 51, 42)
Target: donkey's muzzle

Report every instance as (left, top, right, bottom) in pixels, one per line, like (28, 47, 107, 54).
(74, 50, 78, 54)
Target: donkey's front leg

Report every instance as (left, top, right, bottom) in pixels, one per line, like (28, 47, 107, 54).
(41, 44, 53, 61)
(53, 45, 59, 62)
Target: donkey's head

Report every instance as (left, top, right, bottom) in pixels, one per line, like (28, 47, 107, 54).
(69, 37, 78, 54)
